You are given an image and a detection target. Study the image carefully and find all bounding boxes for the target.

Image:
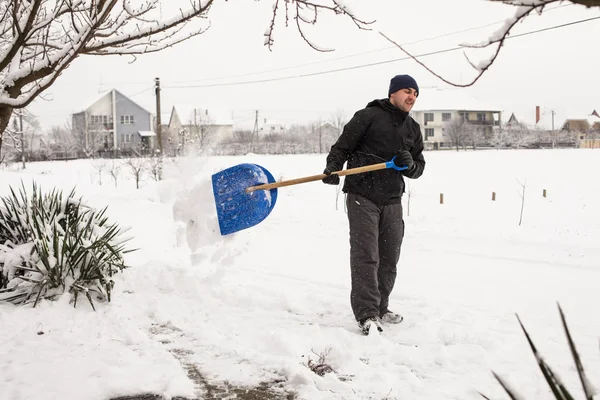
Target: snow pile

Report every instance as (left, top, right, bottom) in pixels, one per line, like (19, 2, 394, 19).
(1, 150, 599, 400)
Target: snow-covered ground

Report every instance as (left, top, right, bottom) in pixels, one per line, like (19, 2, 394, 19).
(1, 148, 599, 400)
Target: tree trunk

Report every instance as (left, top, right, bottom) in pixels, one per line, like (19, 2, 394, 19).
(0, 105, 14, 161)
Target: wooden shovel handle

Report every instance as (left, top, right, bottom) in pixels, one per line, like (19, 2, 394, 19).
(245, 162, 389, 193)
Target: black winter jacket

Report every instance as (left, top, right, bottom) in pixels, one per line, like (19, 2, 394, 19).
(325, 98, 425, 205)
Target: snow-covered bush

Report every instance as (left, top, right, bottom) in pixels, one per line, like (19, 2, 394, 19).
(0, 182, 134, 309)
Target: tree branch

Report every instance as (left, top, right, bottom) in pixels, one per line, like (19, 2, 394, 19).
(379, 1, 557, 87)
(264, 0, 374, 51)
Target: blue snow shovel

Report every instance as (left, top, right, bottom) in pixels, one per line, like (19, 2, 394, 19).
(211, 157, 408, 236)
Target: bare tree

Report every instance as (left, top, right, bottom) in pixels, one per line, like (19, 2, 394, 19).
(443, 118, 468, 151)
(2, 108, 32, 167)
(48, 123, 79, 159)
(490, 129, 508, 150)
(404, 180, 415, 217)
(145, 152, 163, 181)
(549, 129, 575, 148)
(314, 119, 325, 153)
(1, 116, 22, 163)
(506, 126, 536, 149)
(125, 158, 145, 189)
(233, 129, 254, 144)
(329, 109, 346, 135)
(585, 128, 600, 149)
(286, 124, 312, 151)
(465, 125, 486, 150)
(22, 111, 41, 162)
(517, 179, 527, 226)
(108, 160, 121, 188)
(93, 159, 108, 185)
(185, 108, 218, 154)
(0, 1, 372, 158)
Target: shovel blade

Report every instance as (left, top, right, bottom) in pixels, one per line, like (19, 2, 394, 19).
(211, 163, 278, 235)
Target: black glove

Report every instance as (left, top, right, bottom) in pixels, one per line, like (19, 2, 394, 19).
(322, 165, 340, 185)
(393, 150, 414, 170)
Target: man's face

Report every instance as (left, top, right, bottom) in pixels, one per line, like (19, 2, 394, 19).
(390, 88, 418, 112)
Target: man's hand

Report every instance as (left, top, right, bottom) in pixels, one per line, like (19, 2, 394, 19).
(393, 150, 414, 170)
(322, 165, 340, 185)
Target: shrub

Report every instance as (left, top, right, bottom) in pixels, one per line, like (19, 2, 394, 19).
(0, 182, 134, 309)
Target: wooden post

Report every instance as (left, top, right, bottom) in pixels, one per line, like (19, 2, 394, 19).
(440, 193, 444, 204)
(543, 189, 547, 198)
(492, 192, 496, 201)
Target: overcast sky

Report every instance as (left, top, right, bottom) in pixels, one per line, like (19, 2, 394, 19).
(26, 0, 600, 132)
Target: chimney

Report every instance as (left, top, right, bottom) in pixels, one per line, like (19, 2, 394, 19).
(535, 106, 540, 124)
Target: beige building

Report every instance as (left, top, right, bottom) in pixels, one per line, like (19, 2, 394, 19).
(560, 110, 600, 148)
(410, 89, 502, 150)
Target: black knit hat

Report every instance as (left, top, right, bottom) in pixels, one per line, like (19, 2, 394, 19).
(388, 74, 419, 97)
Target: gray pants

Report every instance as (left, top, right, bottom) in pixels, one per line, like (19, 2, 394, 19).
(346, 193, 404, 321)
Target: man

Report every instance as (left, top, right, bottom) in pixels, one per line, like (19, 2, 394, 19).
(322, 74, 426, 335)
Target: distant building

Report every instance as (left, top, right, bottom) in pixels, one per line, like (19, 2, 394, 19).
(72, 89, 155, 156)
(307, 122, 340, 153)
(505, 113, 524, 128)
(163, 105, 234, 156)
(411, 89, 502, 150)
(259, 118, 286, 135)
(560, 110, 600, 148)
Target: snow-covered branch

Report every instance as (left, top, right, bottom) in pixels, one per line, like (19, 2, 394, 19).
(489, 0, 600, 7)
(0, 0, 375, 157)
(0, 1, 213, 106)
(380, 0, 599, 87)
(263, 0, 374, 51)
(0, 0, 215, 154)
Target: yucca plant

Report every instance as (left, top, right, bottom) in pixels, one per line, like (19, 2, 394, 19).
(481, 303, 598, 400)
(0, 181, 135, 309)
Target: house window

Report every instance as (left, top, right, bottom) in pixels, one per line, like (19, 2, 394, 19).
(91, 115, 104, 124)
(442, 113, 451, 121)
(425, 128, 434, 139)
(120, 115, 134, 124)
(459, 112, 469, 121)
(424, 113, 434, 124)
(477, 113, 486, 122)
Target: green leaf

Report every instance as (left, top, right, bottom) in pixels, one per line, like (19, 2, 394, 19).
(516, 313, 577, 400)
(557, 303, 596, 400)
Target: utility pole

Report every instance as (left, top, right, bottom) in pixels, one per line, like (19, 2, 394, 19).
(18, 109, 25, 169)
(551, 109, 556, 149)
(319, 120, 323, 153)
(154, 77, 163, 154)
(251, 110, 258, 152)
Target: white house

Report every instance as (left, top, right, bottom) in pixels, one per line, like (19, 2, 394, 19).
(411, 89, 502, 150)
(71, 89, 155, 156)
